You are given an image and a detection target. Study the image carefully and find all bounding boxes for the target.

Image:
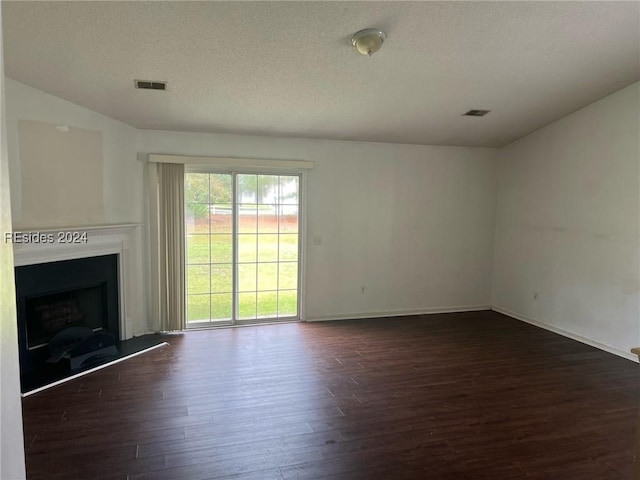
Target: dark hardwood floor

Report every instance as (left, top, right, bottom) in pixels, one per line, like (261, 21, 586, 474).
(22, 311, 639, 479)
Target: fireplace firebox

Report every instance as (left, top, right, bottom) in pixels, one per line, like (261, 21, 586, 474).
(25, 284, 107, 349)
(15, 254, 120, 378)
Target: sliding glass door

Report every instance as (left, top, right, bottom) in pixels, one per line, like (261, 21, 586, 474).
(185, 172, 234, 326)
(185, 172, 300, 327)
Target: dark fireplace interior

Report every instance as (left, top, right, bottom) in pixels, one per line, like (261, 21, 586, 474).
(15, 254, 120, 384)
(26, 284, 106, 349)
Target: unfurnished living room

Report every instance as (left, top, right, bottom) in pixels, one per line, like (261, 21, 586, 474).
(0, 2, 639, 479)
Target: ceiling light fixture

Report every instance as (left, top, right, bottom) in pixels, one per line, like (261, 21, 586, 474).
(351, 29, 386, 57)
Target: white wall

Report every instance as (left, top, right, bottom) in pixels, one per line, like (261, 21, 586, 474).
(6, 79, 141, 227)
(138, 131, 498, 323)
(0, 9, 27, 478)
(8, 77, 638, 362)
(5, 79, 148, 336)
(5, 77, 499, 335)
(492, 82, 640, 360)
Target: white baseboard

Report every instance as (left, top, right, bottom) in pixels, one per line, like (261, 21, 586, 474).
(492, 306, 638, 363)
(305, 304, 491, 323)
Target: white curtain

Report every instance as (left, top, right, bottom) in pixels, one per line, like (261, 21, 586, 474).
(151, 162, 185, 332)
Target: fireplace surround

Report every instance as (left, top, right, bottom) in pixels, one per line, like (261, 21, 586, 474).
(12, 224, 141, 390)
(15, 254, 119, 376)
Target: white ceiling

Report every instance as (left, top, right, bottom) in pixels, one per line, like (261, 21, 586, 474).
(2, 1, 639, 147)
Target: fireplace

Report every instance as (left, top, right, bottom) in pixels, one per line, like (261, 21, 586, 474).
(25, 284, 107, 349)
(15, 254, 120, 377)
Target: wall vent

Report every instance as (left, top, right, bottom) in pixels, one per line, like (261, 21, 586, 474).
(134, 80, 167, 91)
(463, 109, 490, 117)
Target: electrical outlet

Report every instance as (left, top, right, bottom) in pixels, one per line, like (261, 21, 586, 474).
(312, 236, 322, 246)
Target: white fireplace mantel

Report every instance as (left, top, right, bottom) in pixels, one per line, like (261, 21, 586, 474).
(12, 224, 141, 339)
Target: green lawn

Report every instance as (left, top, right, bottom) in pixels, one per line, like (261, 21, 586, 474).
(186, 290, 297, 322)
(185, 226, 299, 323)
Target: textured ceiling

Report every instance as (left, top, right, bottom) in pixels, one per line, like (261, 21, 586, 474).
(3, 1, 639, 147)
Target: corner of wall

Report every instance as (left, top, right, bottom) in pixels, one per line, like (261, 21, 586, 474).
(489, 82, 640, 360)
(0, 10, 27, 478)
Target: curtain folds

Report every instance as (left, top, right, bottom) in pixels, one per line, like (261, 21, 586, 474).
(156, 162, 185, 332)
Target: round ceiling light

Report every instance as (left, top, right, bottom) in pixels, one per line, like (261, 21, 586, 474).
(351, 29, 386, 57)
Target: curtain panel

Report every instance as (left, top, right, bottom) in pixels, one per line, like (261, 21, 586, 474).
(150, 162, 186, 332)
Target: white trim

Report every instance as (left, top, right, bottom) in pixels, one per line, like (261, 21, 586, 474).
(298, 171, 308, 321)
(148, 154, 314, 170)
(12, 224, 140, 267)
(10, 223, 140, 234)
(187, 320, 299, 331)
(147, 163, 161, 330)
(13, 224, 140, 340)
(305, 305, 491, 322)
(21, 342, 169, 397)
(492, 306, 639, 363)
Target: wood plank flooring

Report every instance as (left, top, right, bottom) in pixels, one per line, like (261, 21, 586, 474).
(22, 311, 639, 479)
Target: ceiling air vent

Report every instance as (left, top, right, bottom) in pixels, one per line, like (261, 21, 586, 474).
(464, 109, 490, 117)
(134, 80, 167, 91)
